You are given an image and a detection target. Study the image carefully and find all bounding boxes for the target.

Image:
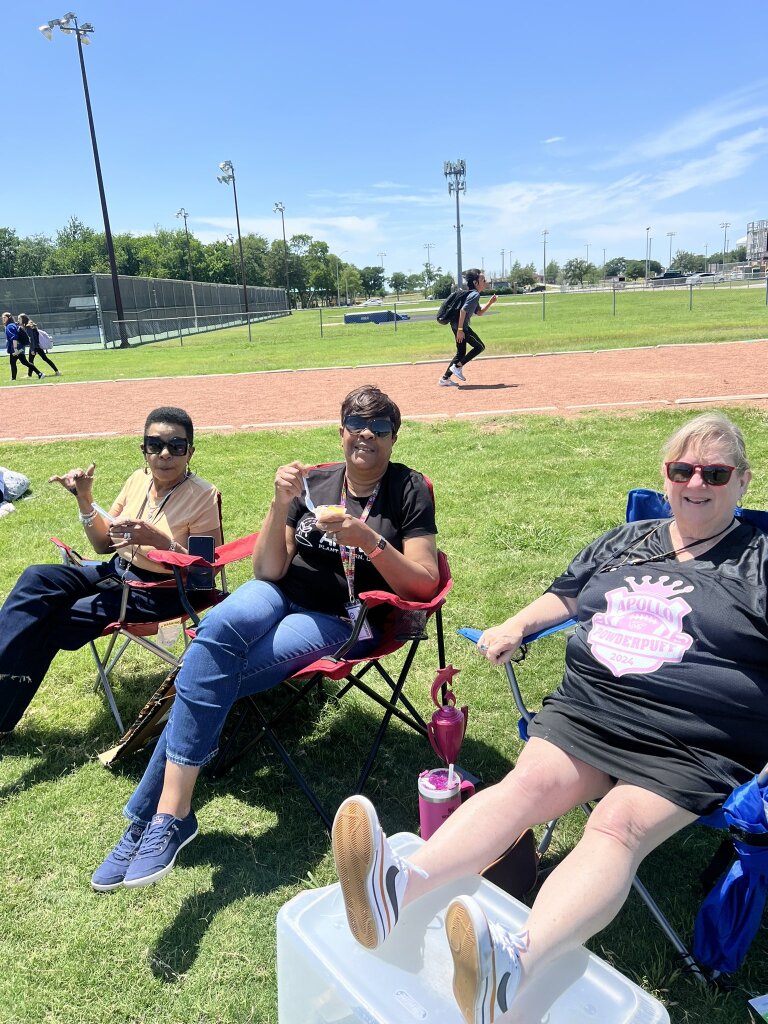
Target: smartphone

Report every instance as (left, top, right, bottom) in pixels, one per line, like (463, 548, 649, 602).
(187, 535, 216, 590)
(92, 502, 115, 524)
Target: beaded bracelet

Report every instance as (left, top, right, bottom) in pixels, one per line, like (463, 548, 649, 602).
(78, 510, 98, 526)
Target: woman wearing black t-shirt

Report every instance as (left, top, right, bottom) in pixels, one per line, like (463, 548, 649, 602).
(332, 411, 767, 1024)
(92, 384, 439, 892)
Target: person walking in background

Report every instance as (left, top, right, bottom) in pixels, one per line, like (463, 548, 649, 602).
(438, 269, 496, 387)
(2, 312, 44, 382)
(18, 314, 60, 377)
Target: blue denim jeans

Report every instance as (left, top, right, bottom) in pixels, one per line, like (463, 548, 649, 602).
(124, 579, 379, 824)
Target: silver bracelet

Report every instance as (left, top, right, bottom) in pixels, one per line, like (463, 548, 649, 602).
(79, 510, 98, 525)
(169, 540, 178, 553)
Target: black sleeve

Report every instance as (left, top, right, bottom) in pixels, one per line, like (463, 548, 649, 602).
(546, 525, 629, 599)
(398, 471, 437, 539)
(17, 327, 29, 344)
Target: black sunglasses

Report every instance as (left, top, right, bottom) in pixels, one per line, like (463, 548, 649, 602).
(665, 461, 735, 486)
(143, 435, 190, 456)
(343, 415, 394, 438)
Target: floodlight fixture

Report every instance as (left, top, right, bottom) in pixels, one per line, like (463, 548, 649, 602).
(39, 11, 127, 346)
(273, 202, 291, 314)
(443, 159, 466, 282)
(217, 160, 250, 337)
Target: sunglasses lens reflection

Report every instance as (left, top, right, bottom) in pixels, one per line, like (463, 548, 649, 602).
(666, 462, 733, 486)
(344, 416, 393, 437)
(144, 436, 189, 456)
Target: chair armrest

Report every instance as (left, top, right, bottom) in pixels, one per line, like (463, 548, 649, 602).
(146, 532, 259, 571)
(458, 619, 577, 647)
(358, 549, 453, 613)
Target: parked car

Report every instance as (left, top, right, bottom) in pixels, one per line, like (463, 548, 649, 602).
(686, 272, 725, 285)
(650, 271, 684, 287)
(363, 297, 383, 306)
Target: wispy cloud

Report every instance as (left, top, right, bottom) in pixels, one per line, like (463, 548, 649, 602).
(542, 136, 564, 144)
(371, 180, 409, 189)
(606, 83, 768, 165)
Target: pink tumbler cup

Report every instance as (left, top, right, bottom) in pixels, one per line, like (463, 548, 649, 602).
(418, 767, 475, 839)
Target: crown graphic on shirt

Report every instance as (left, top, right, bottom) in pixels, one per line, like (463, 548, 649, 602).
(624, 574, 694, 597)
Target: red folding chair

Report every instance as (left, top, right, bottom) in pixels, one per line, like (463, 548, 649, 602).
(208, 550, 453, 829)
(50, 499, 257, 733)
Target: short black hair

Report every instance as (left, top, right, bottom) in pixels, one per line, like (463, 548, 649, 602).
(463, 268, 483, 290)
(340, 385, 401, 437)
(144, 406, 194, 444)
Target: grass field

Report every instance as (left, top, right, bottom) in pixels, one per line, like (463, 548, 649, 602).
(1, 409, 768, 1023)
(3, 286, 767, 387)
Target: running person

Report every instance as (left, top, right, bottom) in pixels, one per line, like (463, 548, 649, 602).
(438, 269, 496, 387)
(18, 314, 60, 377)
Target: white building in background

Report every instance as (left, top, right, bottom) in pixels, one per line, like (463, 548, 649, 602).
(746, 220, 768, 260)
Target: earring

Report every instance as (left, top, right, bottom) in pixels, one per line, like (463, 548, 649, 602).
(143, 462, 149, 475)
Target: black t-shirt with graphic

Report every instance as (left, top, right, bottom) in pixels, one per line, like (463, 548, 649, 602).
(528, 518, 768, 814)
(279, 462, 437, 623)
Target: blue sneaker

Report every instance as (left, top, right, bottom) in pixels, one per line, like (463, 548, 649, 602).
(91, 822, 146, 892)
(123, 811, 198, 888)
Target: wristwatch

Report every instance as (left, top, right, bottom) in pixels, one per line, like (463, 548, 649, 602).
(367, 536, 387, 559)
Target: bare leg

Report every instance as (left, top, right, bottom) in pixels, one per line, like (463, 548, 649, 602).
(156, 762, 200, 818)
(403, 738, 614, 906)
(518, 782, 697, 987)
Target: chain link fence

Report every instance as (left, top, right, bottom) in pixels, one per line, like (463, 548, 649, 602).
(0, 273, 288, 349)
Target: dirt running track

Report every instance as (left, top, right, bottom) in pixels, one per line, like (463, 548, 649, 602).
(2, 341, 767, 442)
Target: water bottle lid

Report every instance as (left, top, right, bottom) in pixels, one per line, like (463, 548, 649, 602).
(418, 767, 461, 802)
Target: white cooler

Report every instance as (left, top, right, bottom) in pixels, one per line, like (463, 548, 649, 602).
(276, 832, 670, 1024)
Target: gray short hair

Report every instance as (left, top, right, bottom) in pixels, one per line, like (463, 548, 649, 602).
(662, 412, 750, 474)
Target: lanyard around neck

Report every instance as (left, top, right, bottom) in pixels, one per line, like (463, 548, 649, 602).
(137, 476, 187, 525)
(338, 477, 380, 602)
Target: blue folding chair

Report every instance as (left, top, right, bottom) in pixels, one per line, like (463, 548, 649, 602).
(459, 487, 768, 985)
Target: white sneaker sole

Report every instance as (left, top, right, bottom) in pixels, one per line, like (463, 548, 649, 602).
(332, 796, 392, 949)
(122, 824, 199, 888)
(446, 897, 495, 1024)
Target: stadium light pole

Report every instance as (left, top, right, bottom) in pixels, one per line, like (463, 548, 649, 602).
(334, 250, 349, 307)
(218, 160, 251, 341)
(39, 13, 128, 347)
(703, 242, 708, 271)
(720, 221, 730, 274)
(542, 229, 549, 321)
(424, 242, 435, 295)
(585, 242, 590, 266)
(444, 159, 466, 284)
(666, 231, 676, 269)
(273, 202, 291, 314)
(645, 226, 651, 282)
(176, 208, 198, 328)
(225, 233, 236, 278)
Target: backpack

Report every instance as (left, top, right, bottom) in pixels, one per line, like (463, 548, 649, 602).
(37, 329, 53, 351)
(435, 289, 470, 325)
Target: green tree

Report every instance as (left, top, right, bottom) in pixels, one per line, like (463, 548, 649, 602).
(406, 272, 424, 292)
(359, 266, 385, 297)
(669, 250, 704, 275)
(14, 234, 53, 277)
(562, 258, 594, 285)
(544, 260, 560, 284)
(432, 273, 454, 300)
(342, 266, 362, 303)
(509, 260, 537, 291)
(625, 259, 662, 279)
(603, 257, 626, 278)
(0, 228, 19, 278)
(388, 272, 407, 298)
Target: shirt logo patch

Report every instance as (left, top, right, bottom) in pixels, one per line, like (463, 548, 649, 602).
(587, 575, 694, 677)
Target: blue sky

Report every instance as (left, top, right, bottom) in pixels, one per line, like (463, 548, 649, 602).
(6, 1, 767, 279)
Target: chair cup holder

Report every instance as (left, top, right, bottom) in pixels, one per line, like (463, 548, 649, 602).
(394, 609, 429, 642)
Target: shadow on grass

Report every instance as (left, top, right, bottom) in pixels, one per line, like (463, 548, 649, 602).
(145, 692, 513, 981)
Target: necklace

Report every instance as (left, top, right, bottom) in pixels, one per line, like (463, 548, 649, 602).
(138, 474, 190, 524)
(599, 518, 737, 574)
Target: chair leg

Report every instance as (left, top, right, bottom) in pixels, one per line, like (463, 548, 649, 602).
(355, 639, 423, 793)
(89, 639, 125, 734)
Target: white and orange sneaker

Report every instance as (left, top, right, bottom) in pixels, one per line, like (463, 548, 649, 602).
(446, 895, 525, 1024)
(331, 795, 426, 949)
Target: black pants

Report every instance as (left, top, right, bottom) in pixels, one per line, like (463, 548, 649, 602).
(0, 557, 187, 731)
(441, 322, 485, 379)
(27, 349, 59, 375)
(10, 351, 42, 380)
